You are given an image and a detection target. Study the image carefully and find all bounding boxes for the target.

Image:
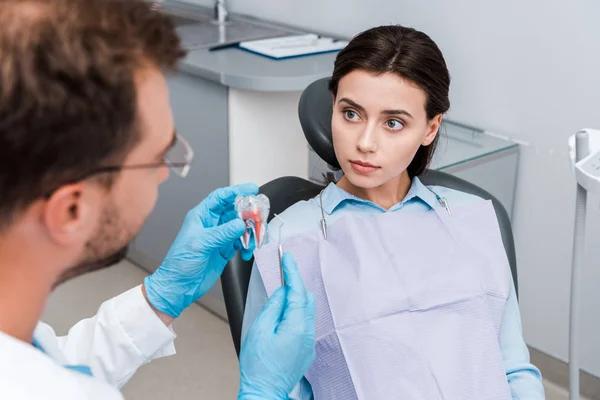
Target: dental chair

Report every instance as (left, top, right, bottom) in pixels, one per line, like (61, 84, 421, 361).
(221, 77, 519, 356)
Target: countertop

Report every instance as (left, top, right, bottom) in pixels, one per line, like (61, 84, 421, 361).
(179, 47, 338, 92)
(165, 1, 339, 92)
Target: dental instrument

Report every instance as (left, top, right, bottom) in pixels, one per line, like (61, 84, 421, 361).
(273, 213, 285, 286)
(319, 190, 327, 240)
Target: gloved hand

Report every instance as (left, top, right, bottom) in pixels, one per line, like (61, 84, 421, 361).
(144, 183, 258, 318)
(238, 253, 317, 400)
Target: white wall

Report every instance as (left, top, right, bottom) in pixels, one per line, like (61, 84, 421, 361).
(185, 0, 600, 376)
(228, 89, 307, 185)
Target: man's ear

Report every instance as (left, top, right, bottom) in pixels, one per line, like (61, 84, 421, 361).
(42, 183, 99, 246)
(422, 114, 443, 146)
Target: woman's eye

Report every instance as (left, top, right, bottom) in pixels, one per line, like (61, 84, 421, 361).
(386, 119, 404, 130)
(344, 110, 359, 121)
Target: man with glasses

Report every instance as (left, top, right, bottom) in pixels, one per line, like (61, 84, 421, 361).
(0, 0, 315, 399)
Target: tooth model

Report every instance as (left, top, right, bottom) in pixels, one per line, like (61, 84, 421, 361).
(234, 194, 271, 249)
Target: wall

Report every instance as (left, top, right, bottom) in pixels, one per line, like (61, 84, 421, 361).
(228, 89, 307, 186)
(185, 0, 600, 376)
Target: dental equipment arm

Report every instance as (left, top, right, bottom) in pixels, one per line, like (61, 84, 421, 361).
(567, 129, 600, 400)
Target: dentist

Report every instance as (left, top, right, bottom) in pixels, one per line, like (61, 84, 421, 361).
(0, 0, 315, 399)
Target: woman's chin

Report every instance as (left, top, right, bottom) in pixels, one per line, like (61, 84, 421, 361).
(342, 170, 385, 189)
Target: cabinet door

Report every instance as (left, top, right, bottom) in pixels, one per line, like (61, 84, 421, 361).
(130, 74, 229, 272)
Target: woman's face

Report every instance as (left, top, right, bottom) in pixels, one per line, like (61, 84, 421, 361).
(331, 70, 441, 189)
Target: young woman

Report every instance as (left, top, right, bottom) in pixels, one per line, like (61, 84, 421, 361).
(242, 25, 544, 399)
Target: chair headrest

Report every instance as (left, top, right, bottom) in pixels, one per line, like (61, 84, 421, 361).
(298, 77, 340, 169)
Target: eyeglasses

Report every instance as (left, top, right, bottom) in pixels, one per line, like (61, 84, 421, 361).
(43, 133, 194, 200)
(165, 133, 194, 177)
(84, 133, 194, 179)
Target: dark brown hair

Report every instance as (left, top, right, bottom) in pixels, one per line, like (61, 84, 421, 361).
(0, 0, 186, 227)
(329, 25, 450, 178)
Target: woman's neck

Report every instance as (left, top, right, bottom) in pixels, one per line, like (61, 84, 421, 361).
(337, 171, 412, 210)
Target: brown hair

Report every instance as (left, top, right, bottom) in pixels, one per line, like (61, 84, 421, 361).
(329, 25, 450, 178)
(0, 0, 186, 227)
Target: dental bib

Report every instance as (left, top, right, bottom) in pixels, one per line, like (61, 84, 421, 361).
(253, 200, 512, 400)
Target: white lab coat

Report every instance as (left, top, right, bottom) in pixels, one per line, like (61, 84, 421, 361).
(0, 285, 177, 399)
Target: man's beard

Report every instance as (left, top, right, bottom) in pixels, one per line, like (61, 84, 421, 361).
(53, 203, 133, 289)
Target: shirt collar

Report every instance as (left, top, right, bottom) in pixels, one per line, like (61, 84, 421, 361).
(319, 176, 440, 215)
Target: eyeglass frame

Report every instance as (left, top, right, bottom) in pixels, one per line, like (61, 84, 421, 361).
(43, 133, 194, 198)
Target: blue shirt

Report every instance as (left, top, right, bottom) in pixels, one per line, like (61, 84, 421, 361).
(31, 338, 93, 377)
(242, 177, 544, 399)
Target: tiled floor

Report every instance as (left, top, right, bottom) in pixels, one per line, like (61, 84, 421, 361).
(43, 260, 582, 399)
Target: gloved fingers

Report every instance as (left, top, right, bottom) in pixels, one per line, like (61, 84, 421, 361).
(240, 233, 256, 259)
(233, 238, 253, 260)
(197, 183, 259, 227)
(281, 253, 309, 303)
(220, 245, 237, 262)
(279, 288, 316, 334)
(231, 221, 255, 261)
(277, 253, 316, 333)
(240, 247, 254, 261)
(204, 219, 247, 249)
(219, 207, 239, 226)
(234, 240, 242, 252)
(250, 286, 286, 336)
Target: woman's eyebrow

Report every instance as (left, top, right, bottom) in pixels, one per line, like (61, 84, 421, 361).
(339, 97, 413, 119)
(338, 97, 365, 112)
(381, 109, 413, 119)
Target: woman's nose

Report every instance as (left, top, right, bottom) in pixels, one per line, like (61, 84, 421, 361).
(356, 124, 378, 153)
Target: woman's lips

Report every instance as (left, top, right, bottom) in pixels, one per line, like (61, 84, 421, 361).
(350, 160, 380, 174)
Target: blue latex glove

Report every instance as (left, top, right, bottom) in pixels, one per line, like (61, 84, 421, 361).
(144, 183, 258, 318)
(238, 253, 316, 400)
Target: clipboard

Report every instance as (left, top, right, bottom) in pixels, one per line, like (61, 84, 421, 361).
(238, 34, 348, 60)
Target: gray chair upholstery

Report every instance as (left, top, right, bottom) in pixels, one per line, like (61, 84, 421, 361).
(221, 77, 518, 356)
